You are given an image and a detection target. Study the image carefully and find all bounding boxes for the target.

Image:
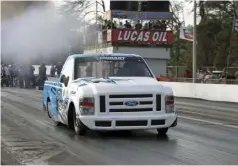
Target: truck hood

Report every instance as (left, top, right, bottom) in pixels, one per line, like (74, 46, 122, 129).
(72, 77, 166, 94)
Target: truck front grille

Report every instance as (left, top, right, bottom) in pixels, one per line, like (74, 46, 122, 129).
(109, 108, 153, 112)
(109, 94, 153, 98)
(99, 93, 162, 113)
(108, 93, 155, 113)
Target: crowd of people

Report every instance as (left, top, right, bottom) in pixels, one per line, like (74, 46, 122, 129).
(196, 70, 238, 83)
(1, 62, 63, 88)
(183, 69, 238, 83)
(101, 19, 167, 31)
(1, 63, 35, 88)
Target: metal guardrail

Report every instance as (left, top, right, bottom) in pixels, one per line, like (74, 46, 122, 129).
(171, 78, 238, 85)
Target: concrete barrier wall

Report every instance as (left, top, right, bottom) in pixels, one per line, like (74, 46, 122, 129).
(160, 82, 238, 103)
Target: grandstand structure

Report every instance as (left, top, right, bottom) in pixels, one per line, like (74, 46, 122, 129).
(83, 1, 174, 77)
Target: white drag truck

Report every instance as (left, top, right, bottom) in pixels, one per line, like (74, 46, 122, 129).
(43, 53, 177, 135)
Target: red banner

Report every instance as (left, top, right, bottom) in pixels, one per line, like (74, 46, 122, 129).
(110, 29, 174, 45)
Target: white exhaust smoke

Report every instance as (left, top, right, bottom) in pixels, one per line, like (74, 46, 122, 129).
(1, 2, 86, 64)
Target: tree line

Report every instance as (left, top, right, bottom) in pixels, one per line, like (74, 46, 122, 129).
(169, 0, 238, 71)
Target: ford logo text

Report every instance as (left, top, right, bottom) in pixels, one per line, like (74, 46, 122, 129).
(124, 100, 139, 106)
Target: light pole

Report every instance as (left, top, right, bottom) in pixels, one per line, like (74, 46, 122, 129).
(193, 0, 197, 83)
(95, 1, 98, 52)
(176, 22, 182, 79)
(226, 1, 238, 77)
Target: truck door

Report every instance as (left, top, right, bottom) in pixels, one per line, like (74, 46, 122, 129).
(57, 58, 74, 123)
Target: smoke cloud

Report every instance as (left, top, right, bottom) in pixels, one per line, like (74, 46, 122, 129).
(1, 3, 86, 65)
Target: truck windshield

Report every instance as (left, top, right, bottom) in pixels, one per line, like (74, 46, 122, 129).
(74, 56, 153, 79)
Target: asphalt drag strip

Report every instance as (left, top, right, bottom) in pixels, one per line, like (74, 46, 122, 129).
(1, 88, 238, 165)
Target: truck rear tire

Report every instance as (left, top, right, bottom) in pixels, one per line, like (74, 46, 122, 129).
(157, 128, 168, 136)
(47, 101, 62, 126)
(72, 108, 86, 135)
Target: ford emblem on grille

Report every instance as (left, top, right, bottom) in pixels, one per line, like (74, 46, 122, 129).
(124, 100, 139, 106)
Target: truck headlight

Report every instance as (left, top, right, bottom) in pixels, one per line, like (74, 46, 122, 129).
(165, 96, 175, 113)
(79, 97, 95, 115)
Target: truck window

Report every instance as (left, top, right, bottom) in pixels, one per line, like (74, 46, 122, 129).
(60, 58, 74, 87)
(74, 56, 153, 79)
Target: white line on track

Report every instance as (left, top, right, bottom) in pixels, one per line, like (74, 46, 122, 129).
(179, 115, 238, 130)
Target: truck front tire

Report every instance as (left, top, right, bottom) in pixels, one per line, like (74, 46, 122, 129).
(72, 107, 86, 135)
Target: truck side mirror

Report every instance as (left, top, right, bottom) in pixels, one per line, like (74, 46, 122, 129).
(60, 75, 69, 87)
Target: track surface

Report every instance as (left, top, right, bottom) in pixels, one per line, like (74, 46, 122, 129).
(1, 88, 238, 165)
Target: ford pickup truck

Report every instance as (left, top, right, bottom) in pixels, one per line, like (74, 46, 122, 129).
(43, 53, 177, 135)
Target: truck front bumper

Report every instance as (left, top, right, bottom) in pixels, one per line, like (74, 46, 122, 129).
(77, 114, 177, 130)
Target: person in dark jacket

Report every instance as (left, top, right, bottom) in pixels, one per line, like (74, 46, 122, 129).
(26, 65, 35, 87)
(18, 66, 26, 88)
(1, 64, 7, 87)
(56, 62, 63, 77)
(50, 64, 56, 77)
(11, 64, 18, 87)
(39, 63, 47, 86)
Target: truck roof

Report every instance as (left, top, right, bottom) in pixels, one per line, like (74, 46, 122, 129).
(69, 53, 141, 59)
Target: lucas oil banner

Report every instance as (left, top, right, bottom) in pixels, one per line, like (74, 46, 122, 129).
(110, 29, 174, 45)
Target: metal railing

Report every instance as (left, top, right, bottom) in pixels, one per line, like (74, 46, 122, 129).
(84, 42, 112, 51)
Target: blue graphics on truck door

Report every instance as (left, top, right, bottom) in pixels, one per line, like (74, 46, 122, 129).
(49, 83, 62, 122)
(54, 58, 74, 123)
(43, 81, 61, 122)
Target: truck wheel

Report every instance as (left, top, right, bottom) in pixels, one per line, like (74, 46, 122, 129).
(47, 101, 61, 126)
(73, 108, 86, 135)
(157, 128, 168, 136)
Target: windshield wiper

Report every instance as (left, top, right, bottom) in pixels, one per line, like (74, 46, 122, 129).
(90, 77, 117, 84)
(103, 76, 110, 79)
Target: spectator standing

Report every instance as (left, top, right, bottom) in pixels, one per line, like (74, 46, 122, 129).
(143, 23, 149, 30)
(161, 20, 167, 30)
(118, 22, 124, 29)
(39, 63, 47, 86)
(203, 71, 213, 83)
(184, 69, 191, 78)
(107, 20, 116, 29)
(112, 20, 117, 29)
(11, 64, 18, 87)
(26, 65, 35, 87)
(18, 66, 26, 88)
(9, 65, 15, 87)
(135, 20, 142, 30)
(197, 70, 205, 83)
(153, 21, 159, 29)
(102, 19, 108, 30)
(124, 20, 132, 29)
(4, 65, 11, 86)
(1, 64, 7, 87)
(56, 62, 63, 77)
(148, 21, 153, 29)
(50, 64, 56, 77)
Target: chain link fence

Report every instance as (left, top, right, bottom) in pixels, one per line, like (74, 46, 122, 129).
(169, 77, 238, 84)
